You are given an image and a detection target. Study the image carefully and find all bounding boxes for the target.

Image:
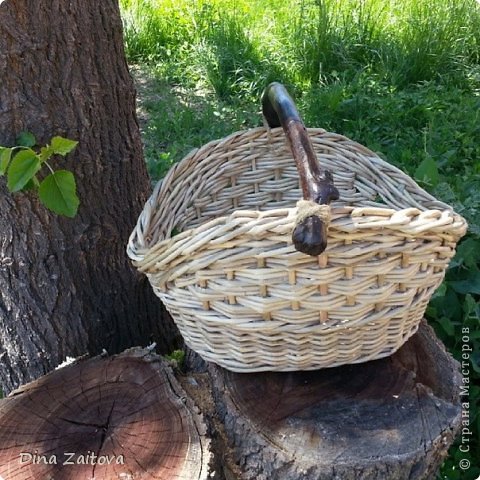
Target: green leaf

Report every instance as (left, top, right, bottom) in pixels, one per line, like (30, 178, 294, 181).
(50, 137, 78, 156)
(414, 156, 439, 186)
(469, 330, 480, 340)
(437, 316, 455, 337)
(431, 282, 447, 299)
(471, 352, 480, 374)
(430, 287, 463, 323)
(164, 349, 185, 366)
(0, 147, 12, 175)
(455, 237, 480, 269)
(463, 294, 479, 317)
(39, 145, 54, 163)
(15, 131, 36, 148)
(23, 176, 40, 191)
(7, 149, 41, 192)
(38, 170, 79, 217)
(450, 272, 480, 295)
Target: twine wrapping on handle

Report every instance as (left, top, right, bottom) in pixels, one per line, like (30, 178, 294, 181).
(295, 200, 332, 227)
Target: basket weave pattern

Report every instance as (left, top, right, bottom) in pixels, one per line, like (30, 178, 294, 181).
(128, 127, 467, 372)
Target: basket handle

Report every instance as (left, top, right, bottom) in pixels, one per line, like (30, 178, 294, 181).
(261, 82, 339, 256)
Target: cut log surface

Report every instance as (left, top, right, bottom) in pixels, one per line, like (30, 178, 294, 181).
(0, 348, 210, 480)
(209, 320, 462, 480)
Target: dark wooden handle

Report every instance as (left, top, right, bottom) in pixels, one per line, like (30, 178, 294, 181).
(262, 82, 339, 256)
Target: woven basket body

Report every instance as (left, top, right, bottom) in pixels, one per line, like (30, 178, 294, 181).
(128, 127, 467, 372)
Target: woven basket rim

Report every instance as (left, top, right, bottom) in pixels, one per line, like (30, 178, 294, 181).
(128, 126, 467, 265)
(129, 203, 466, 265)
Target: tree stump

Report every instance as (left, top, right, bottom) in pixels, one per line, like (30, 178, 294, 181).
(0, 348, 211, 480)
(0, 322, 462, 480)
(207, 320, 461, 480)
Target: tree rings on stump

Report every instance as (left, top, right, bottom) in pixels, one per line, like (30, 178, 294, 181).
(0, 348, 210, 480)
(210, 320, 462, 480)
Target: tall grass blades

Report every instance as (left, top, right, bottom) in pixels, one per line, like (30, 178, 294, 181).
(199, 12, 264, 98)
(288, 0, 388, 84)
(286, 0, 480, 87)
(120, 0, 195, 63)
(390, 0, 480, 86)
(120, 0, 480, 90)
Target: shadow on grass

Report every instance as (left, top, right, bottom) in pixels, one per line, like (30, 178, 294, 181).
(199, 11, 290, 100)
(130, 64, 264, 182)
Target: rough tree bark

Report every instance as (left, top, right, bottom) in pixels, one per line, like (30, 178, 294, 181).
(0, 0, 179, 394)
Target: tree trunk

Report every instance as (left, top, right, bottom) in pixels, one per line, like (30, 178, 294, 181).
(0, 0, 179, 395)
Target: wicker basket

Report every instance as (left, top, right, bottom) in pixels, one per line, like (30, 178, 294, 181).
(128, 86, 467, 372)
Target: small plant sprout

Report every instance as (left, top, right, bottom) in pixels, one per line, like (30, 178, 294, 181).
(0, 132, 80, 217)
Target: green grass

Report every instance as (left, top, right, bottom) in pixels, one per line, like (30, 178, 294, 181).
(121, 1, 480, 478)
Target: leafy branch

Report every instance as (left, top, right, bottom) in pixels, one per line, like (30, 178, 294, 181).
(0, 131, 79, 217)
